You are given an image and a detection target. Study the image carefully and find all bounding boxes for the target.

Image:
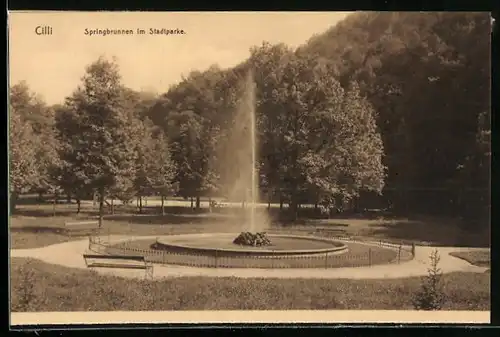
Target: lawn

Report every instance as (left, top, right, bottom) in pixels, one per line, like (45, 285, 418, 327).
(10, 257, 490, 311)
(10, 199, 490, 249)
(449, 250, 491, 268)
(9, 207, 244, 249)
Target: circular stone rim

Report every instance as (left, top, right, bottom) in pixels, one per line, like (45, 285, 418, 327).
(154, 233, 349, 256)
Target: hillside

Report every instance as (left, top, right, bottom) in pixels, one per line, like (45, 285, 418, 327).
(298, 12, 490, 225)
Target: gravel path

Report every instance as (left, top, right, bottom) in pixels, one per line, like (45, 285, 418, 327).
(10, 235, 489, 280)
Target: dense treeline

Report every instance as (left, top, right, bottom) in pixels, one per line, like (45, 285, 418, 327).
(300, 12, 490, 226)
(9, 12, 490, 229)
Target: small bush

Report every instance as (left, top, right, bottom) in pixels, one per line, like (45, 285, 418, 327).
(412, 249, 445, 310)
(11, 259, 39, 311)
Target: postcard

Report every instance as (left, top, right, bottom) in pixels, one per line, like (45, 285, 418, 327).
(8, 11, 491, 326)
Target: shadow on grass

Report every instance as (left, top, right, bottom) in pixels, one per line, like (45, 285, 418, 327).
(103, 214, 208, 226)
(10, 226, 65, 234)
(11, 205, 234, 220)
(367, 220, 489, 248)
(11, 208, 99, 218)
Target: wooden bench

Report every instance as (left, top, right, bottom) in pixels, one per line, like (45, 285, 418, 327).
(83, 253, 154, 279)
(64, 220, 100, 237)
(210, 201, 228, 210)
(314, 228, 348, 235)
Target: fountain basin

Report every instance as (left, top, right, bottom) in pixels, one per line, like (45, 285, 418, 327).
(153, 233, 348, 257)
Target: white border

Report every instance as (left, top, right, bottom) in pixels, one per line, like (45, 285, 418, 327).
(11, 310, 490, 325)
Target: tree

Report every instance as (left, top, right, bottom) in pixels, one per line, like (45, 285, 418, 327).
(9, 82, 61, 204)
(301, 81, 385, 215)
(163, 67, 227, 209)
(132, 119, 176, 214)
(246, 42, 294, 209)
(149, 131, 177, 215)
(242, 45, 385, 219)
(166, 110, 205, 208)
(9, 103, 39, 213)
(300, 12, 490, 218)
(34, 104, 63, 208)
(56, 56, 138, 227)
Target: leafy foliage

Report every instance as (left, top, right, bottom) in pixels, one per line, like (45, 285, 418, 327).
(412, 249, 445, 310)
(9, 104, 39, 195)
(300, 12, 490, 222)
(55, 57, 139, 222)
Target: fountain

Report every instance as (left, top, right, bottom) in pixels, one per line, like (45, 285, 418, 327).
(103, 69, 409, 269)
(148, 69, 362, 267)
(231, 69, 273, 246)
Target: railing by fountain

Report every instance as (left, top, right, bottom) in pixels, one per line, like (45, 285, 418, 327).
(88, 228, 415, 269)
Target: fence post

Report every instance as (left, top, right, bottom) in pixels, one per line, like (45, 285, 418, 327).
(398, 245, 402, 264)
(369, 248, 372, 266)
(411, 243, 416, 257)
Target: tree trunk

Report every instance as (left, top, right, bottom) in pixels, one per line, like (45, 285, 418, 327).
(161, 195, 165, 216)
(208, 196, 212, 213)
(139, 196, 143, 214)
(353, 197, 360, 213)
(10, 191, 18, 215)
(111, 198, 114, 215)
(53, 192, 58, 216)
(190, 197, 194, 210)
(289, 193, 298, 221)
(98, 189, 104, 228)
(279, 196, 284, 211)
(93, 192, 97, 207)
(76, 199, 81, 214)
(196, 196, 201, 210)
(136, 196, 140, 210)
(268, 200, 271, 210)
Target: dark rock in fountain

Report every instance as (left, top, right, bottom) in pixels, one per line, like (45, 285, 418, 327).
(233, 232, 272, 247)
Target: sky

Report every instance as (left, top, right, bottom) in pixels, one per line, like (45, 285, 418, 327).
(9, 11, 351, 104)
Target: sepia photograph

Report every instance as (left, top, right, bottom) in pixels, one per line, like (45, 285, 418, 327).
(8, 11, 491, 325)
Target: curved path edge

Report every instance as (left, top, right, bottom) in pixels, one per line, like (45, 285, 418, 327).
(10, 235, 489, 280)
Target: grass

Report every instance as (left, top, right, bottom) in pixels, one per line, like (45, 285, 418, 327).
(9, 210, 242, 249)
(10, 200, 490, 249)
(449, 250, 491, 268)
(10, 257, 490, 311)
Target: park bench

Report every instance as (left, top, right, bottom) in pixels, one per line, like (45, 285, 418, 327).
(210, 200, 227, 208)
(64, 220, 100, 237)
(83, 253, 154, 279)
(314, 228, 348, 236)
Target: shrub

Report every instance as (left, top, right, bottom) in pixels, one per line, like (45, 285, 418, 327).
(11, 259, 39, 311)
(412, 249, 445, 310)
